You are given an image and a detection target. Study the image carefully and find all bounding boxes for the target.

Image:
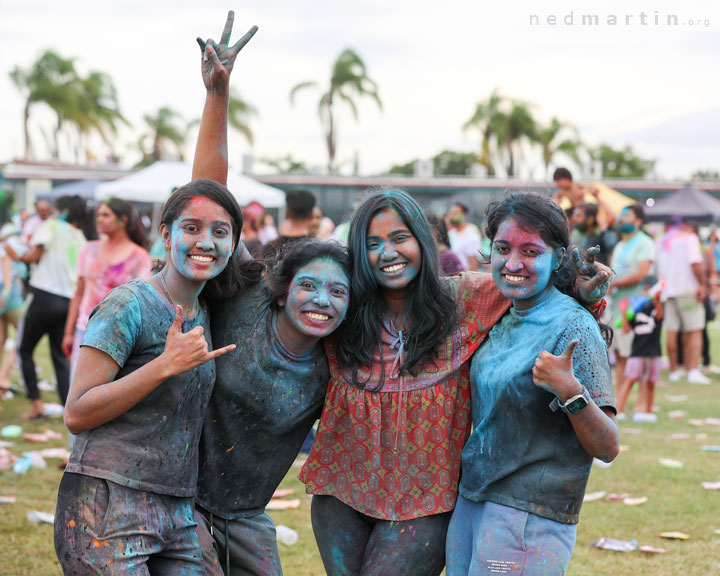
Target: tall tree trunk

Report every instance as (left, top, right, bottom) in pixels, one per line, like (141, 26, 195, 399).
(506, 136, 515, 177)
(23, 100, 33, 159)
(326, 97, 336, 174)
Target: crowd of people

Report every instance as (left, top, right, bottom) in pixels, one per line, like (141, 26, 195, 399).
(1, 11, 716, 576)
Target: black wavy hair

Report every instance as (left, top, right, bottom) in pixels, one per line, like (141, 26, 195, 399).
(160, 179, 263, 299)
(266, 238, 351, 310)
(102, 197, 148, 250)
(335, 189, 458, 387)
(484, 192, 611, 344)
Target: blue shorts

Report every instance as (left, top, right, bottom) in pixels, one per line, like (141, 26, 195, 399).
(54, 472, 204, 575)
(0, 280, 23, 314)
(446, 497, 577, 576)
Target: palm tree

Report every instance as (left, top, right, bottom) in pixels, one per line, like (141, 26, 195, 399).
(493, 100, 538, 178)
(141, 107, 186, 162)
(228, 88, 257, 145)
(537, 117, 582, 176)
(463, 89, 504, 177)
(290, 49, 382, 173)
(9, 50, 80, 159)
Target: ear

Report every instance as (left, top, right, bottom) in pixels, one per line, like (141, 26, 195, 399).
(159, 223, 170, 244)
(553, 247, 566, 268)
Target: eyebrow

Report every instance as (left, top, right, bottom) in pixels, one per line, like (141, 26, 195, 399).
(180, 217, 231, 227)
(367, 229, 411, 240)
(494, 239, 545, 248)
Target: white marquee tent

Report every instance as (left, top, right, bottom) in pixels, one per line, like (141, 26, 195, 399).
(95, 161, 285, 208)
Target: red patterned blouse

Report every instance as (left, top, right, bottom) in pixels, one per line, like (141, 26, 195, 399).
(299, 272, 510, 521)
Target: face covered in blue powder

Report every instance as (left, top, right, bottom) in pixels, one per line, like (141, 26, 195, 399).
(491, 216, 564, 310)
(366, 208, 421, 290)
(166, 196, 234, 282)
(281, 257, 350, 339)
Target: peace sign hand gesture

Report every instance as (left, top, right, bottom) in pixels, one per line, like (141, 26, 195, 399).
(197, 11, 258, 93)
(532, 340, 582, 399)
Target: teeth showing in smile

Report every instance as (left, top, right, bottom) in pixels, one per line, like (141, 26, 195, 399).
(505, 275, 525, 283)
(305, 312, 329, 321)
(189, 255, 214, 262)
(382, 263, 406, 273)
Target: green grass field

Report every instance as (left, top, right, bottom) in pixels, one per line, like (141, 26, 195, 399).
(2, 332, 720, 576)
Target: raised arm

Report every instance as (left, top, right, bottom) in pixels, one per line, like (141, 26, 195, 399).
(192, 11, 257, 183)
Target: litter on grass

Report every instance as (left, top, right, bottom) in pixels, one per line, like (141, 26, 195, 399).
(26, 510, 54, 524)
(272, 488, 295, 498)
(666, 395, 688, 402)
(583, 491, 606, 502)
(668, 410, 687, 420)
(659, 458, 684, 469)
(705, 418, 720, 426)
(593, 458, 613, 468)
(701, 481, 720, 490)
(608, 493, 631, 501)
(0, 496, 17, 504)
(668, 433, 691, 440)
(688, 419, 705, 427)
(590, 538, 637, 552)
(266, 499, 301, 510)
(638, 545, 667, 554)
(1, 425, 22, 438)
(660, 532, 690, 540)
(623, 497, 648, 506)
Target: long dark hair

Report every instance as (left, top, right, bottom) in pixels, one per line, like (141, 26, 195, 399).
(55, 195, 95, 239)
(160, 179, 263, 299)
(335, 189, 458, 386)
(484, 192, 611, 343)
(102, 197, 148, 250)
(266, 238, 351, 310)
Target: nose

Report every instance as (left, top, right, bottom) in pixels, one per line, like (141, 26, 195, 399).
(313, 289, 330, 307)
(195, 234, 214, 251)
(504, 252, 524, 272)
(380, 247, 398, 261)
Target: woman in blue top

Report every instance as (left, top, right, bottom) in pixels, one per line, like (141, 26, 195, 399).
(446, 193, 619, 576)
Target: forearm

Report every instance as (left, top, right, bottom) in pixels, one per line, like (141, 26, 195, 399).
(65, 356, 172, 434)
(568, 404, 619, 462)
(691, 262, 704, 286)
(192, 90, 229, 184)
(64, 289, 82, 337)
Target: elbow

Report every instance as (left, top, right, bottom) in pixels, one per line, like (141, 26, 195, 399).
(598, 431, 621, 463)
(63, 408, 86, 435)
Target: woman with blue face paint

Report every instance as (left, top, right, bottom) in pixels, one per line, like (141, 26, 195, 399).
(299, 190, 611, 576)
(53, 12, 261, 573)
(194, 238, 351, 576)
(53, 179, 255, 575)
(445, 193, 619, 576)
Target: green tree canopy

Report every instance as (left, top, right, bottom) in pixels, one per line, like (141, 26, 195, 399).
(591, 144, 655, 178)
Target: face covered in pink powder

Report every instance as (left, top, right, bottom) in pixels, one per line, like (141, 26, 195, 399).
(491, 216, 565, 310)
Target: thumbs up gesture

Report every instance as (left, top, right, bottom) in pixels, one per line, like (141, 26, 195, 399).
(532, 340, 581, 398)
(161, 305, 236, 377)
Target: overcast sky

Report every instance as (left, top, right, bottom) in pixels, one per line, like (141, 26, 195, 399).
(1, 0, 719, 180)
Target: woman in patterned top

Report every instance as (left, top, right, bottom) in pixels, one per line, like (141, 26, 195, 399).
(299, 190, 611, 575)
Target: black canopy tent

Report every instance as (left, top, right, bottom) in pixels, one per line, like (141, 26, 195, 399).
(645, 184, 720, 224)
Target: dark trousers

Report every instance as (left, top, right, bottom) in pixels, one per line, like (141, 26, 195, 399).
(311, 495, 450, 576)
(19, 288, 70, 403)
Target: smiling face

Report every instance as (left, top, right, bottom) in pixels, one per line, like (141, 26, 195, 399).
(281, 257, 350, 338)
(163, 196, 234, 282)
(366, 208, 422, 291)
(491, 216, 562, 310)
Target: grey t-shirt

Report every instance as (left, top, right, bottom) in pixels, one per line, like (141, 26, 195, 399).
(459, 288, 615, 524)
(66, 279, 215, 497)
(196, 282, 329, 519)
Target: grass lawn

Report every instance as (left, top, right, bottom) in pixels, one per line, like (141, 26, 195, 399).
(2, 330, 720, 575)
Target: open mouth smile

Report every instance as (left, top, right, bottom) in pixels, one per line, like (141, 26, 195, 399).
(503, 274, 528, 284)
(381, 263, 408, 274)
(303, 311, 332, 322)
(188, 254, 215, 263)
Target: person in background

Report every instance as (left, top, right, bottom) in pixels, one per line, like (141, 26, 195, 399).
(656, 220, 709, 384)
(240, 206, 264, 259)
(331, 202, 359, 245)
(608, 205, 655, 387)
(263, 189, 315, 258)
(21, 199, 53, 244)
(309, 205, 335, 238)
(0, 220, 24, 397)
(427, 214, 463, 275)
(62, 198, 152, 377)
(570, 202, 618, 265)
(447, 202, 481, 270)
(615, 276, 664, 422)
(257, 211, 279, 246)
(4, 195, 90, 419)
